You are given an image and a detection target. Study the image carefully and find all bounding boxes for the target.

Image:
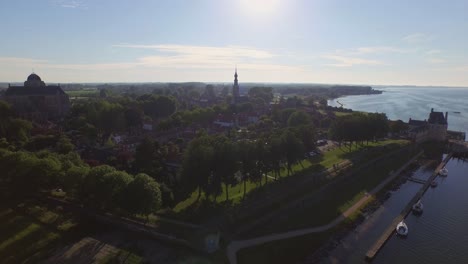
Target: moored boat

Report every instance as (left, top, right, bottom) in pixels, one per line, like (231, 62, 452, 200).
(412, 200, 423, 214)
(396, 221, 408, 236)
(439, 167, 448, 176)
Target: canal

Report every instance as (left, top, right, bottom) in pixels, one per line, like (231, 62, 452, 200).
(319, 156, 468, 264)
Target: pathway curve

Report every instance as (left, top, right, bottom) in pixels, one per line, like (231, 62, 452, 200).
(226, 151, 423, 264)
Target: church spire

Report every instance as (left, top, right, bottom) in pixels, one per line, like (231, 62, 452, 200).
(232, 67, 240, 104)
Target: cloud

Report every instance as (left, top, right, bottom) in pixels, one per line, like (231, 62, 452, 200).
(322, 55, 385, 67)
(110, 44, 301, 71)
(402, 33, 434, 44)
(426, 58, 446, 64)
(52, 0, 87, 9)
(322, 45, 410, 67)
(0, 57, 48, 65)
(333, 46, 411, 56)
(426, 49, 442, 55)
(113, 44, 275, 59)
(0, 44, 302, 75)
(353, 46, 409, 55)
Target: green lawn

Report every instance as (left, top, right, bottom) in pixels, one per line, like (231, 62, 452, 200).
(245, 146, 417, 236)
(172, 139, 409, 217)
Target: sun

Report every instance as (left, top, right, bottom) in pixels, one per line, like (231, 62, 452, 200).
(239, 0, 282, 18)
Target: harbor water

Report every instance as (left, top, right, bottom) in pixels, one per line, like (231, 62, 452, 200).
(322, 86, 468, 263)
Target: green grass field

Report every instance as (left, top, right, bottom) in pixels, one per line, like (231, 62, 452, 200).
(172, 139, 409, 217)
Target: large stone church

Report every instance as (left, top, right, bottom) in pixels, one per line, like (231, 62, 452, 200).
(4, 73, 70, 122)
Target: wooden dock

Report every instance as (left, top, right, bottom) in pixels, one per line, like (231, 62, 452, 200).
(407, 177, 427, 184)
(365, 153, 453, 261)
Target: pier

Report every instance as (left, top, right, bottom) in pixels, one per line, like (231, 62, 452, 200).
(406, 177, 427, 184)
(365, 153, 453, 261)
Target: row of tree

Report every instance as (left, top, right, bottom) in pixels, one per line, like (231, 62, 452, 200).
(329, 112, 389, 148)
(179, 125, 314, 202)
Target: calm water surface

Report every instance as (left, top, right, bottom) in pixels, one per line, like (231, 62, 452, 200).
(328, 87, 468, 135)
(321, 87, 468, 263)
(319, 157, 468, 264)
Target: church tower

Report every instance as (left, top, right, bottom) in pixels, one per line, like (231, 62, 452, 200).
(232, 68, 240, 104)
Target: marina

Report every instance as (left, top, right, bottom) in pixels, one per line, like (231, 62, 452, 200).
(365, 153, 452, 260)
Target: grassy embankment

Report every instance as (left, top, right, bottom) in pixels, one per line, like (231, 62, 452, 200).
(237, 145, 419, 264)
(170, 139, 409, 221)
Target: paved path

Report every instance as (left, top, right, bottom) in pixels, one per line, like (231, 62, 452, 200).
(226, 151, 423, 264)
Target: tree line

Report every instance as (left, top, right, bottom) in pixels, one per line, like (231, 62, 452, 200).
(179, 124, 314, 202)
(0, 148, 162, 217)
(329, 112, 389, 149)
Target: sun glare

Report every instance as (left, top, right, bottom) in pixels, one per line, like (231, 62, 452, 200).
(239, 0, 282, 18)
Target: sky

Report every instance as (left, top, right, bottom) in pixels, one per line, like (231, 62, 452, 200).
(1, 0, 468, 86)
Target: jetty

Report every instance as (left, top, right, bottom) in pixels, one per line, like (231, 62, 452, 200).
(406, 177, 427, 184)
(365, 153, 453, 261)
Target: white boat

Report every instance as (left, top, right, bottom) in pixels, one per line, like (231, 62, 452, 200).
(439, 167, 448, 176)
(412, 200, 423, 214)
(396, 221, 408, 236)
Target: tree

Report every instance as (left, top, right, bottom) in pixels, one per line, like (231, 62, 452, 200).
(133, 137, 166, 181)
(389, 120, 408, 135)
(279, 108, 297, 125)
(204, 85, 216, 99)
(124, 173, 162, 217)
(294, 125, 316, 151)
(212, 136, 239, 201)
(81, 165, 116, 204)
(238, 141, 256, 198)
(97, 171, 133, 210)
(281, 130, 305, 175)
(248, 87, 273, 103)
(63, 165, 89, 196)
(97, 101, 126, 136)
(124, 107, 144, 131)
(180, 135, 214, 201)
(56, 136, 75, 154)
(287, 111, 311, 127)
(139, 95, 176, 120)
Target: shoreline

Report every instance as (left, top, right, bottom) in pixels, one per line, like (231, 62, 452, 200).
(303, 157, 428, 264)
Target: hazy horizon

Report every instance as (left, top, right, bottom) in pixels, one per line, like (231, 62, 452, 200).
(2, 0, 468, 86)
(2, 80, 468, 90)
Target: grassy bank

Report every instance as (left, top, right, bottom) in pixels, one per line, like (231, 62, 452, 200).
(236, 146, 419, 264)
